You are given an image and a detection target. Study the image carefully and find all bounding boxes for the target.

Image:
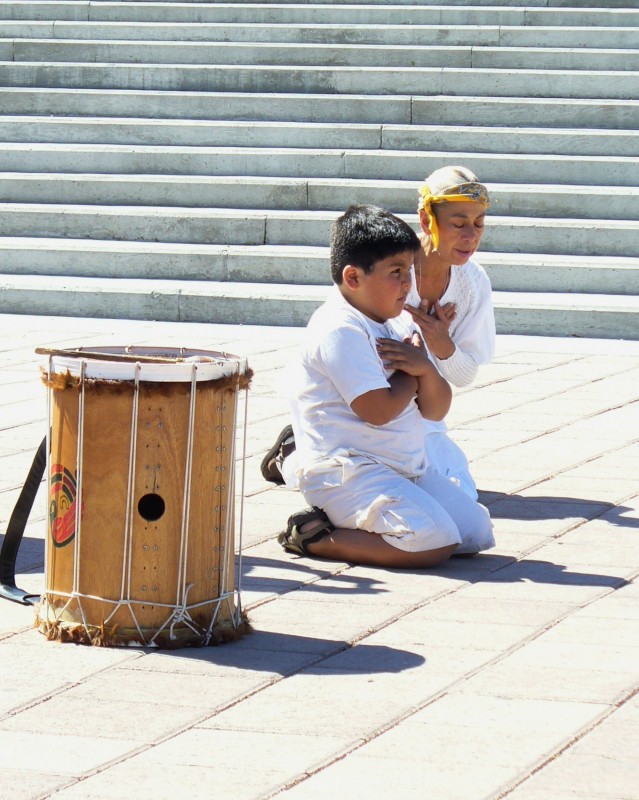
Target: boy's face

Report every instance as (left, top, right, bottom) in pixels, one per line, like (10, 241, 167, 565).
(343, 249, 414, 323)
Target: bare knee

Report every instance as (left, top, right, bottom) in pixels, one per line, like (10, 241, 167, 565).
(393, 543, 458, 569)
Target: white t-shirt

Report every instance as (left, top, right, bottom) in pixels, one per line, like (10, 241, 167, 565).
(287, 287, 428, 479)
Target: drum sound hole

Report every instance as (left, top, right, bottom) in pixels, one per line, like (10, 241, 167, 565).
(138, 493, 165, 521)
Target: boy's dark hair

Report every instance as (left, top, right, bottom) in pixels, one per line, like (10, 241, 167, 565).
(330, 204, 420, 284)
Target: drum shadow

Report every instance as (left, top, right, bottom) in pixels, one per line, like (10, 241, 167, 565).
(147, 633, 425, 675)
(478, 490, 637, 529)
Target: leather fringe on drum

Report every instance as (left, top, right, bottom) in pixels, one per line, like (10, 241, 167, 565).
(36, 610, 253, 649)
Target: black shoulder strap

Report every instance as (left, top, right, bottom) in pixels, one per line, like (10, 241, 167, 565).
(0, 437, 47, 605)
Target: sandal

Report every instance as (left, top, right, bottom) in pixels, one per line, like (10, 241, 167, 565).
(277, 506, 334, 556)
(260, 424, 296, 485)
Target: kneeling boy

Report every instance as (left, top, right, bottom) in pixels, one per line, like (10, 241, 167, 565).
(278, 204, 494, 568)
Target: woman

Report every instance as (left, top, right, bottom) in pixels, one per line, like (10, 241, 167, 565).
(263, 165, 495, 502)
(404, 164, 495, 499)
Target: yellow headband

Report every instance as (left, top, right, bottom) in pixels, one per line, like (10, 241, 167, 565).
(418, 180, 490, 250)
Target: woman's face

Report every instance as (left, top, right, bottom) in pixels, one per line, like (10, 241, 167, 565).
(421, 200, 487, 265)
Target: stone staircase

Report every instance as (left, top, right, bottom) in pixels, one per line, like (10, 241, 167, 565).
(0, 0, 638, 337)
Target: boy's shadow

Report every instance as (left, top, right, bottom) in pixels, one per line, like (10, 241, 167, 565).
(478, 489, 637, 529)
(435, 555, 629, 591)
(241, 551, 629, 597)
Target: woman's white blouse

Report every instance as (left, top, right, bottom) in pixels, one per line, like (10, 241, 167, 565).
(407, 257, 496, 388)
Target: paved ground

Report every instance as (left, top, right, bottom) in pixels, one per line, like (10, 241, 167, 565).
(0, 312, 638, 800)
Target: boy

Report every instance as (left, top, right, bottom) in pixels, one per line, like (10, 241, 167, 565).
(278, 205, 494, 568)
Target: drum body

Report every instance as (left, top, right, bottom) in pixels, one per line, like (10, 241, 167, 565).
(36, 347, 250, 648)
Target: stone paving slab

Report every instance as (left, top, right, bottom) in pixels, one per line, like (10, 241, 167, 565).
(0, 313, 637, 800)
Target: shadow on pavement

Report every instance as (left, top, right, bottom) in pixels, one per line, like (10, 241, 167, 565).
(240, 552, 629, 595)
(437, 555, 630, 590)
(137, 634, 426, 675)
(479, 490, 636, 528)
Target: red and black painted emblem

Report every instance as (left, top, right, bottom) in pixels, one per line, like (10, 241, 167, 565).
(49, 464, 79, 547)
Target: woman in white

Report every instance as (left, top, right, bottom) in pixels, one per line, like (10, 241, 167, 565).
(265, 165, 494, 503)
(404, 165, 495, 500)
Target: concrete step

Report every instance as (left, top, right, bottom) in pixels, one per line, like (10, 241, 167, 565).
(4, 40, 639, 71)
(1, 23, 638, 49)
(1, 116, 637, 157)
(1, 62, 637, 99)
(494, 291, 639, 339)
(0, 174, 637, 221)
(1, 3, 637, 28)
(1, 144, 637, 187)
(0, 87, 416, 123)
(203, 0, 638, 6)
(0, 205, 637, 258)
(0, 272, 637, 339)
(2, 23, 639, 49)
(413, 96, 639, 129)
(0, 272, 329, 327)
(1, 237, 637, 296)
(481, 253, 639, 295)
(3, 88, 638, 130)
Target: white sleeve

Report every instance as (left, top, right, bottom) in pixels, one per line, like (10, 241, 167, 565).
(314, 320, 390, 407)
(434, 267, 496, 387)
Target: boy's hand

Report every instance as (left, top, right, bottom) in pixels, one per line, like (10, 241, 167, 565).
(405, 301, 456, 360)
(376, 333, 432, 377)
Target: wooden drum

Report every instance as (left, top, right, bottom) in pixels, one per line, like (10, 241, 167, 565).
(36, 346, 251, 648)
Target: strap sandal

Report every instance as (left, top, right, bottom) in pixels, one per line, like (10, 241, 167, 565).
(277, 506, 334, 556)
(260, 424, 296, 485)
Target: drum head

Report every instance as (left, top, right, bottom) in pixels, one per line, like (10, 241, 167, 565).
(46, 346, 247, 383)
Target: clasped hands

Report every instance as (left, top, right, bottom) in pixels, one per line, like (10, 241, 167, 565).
(376, 332, 433, 378)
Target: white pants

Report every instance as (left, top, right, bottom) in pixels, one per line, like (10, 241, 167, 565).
(284, 430, 479, 502)
(424, 429, 478, 501)
(298, 457, 494, 555)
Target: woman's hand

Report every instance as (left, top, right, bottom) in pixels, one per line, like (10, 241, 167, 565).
(405, 301, 456, 360)
(434, 301, 457, 327)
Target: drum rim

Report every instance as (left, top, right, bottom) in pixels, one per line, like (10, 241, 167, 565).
(45, 346, 247, 383)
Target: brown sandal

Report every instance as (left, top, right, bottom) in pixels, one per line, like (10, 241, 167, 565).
(277, 507, 334, 556)
(260, 424, 295, 485)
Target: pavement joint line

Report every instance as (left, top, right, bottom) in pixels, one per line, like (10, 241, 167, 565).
(0, 680, 91, 721)
(494, 682, 639, 800)
(468, 352, 592, 390)
(493, 441, 639, 502)
(463, 355, 639, 404)
(508, 517, 611, 559)
(468, 431, 637, 482)
(456, 365, 632, 413)
(0, 638, 148, 719)
(462, 405, 639, 474)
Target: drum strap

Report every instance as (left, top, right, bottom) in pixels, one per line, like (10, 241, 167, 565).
(0, 437, 46, 605)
